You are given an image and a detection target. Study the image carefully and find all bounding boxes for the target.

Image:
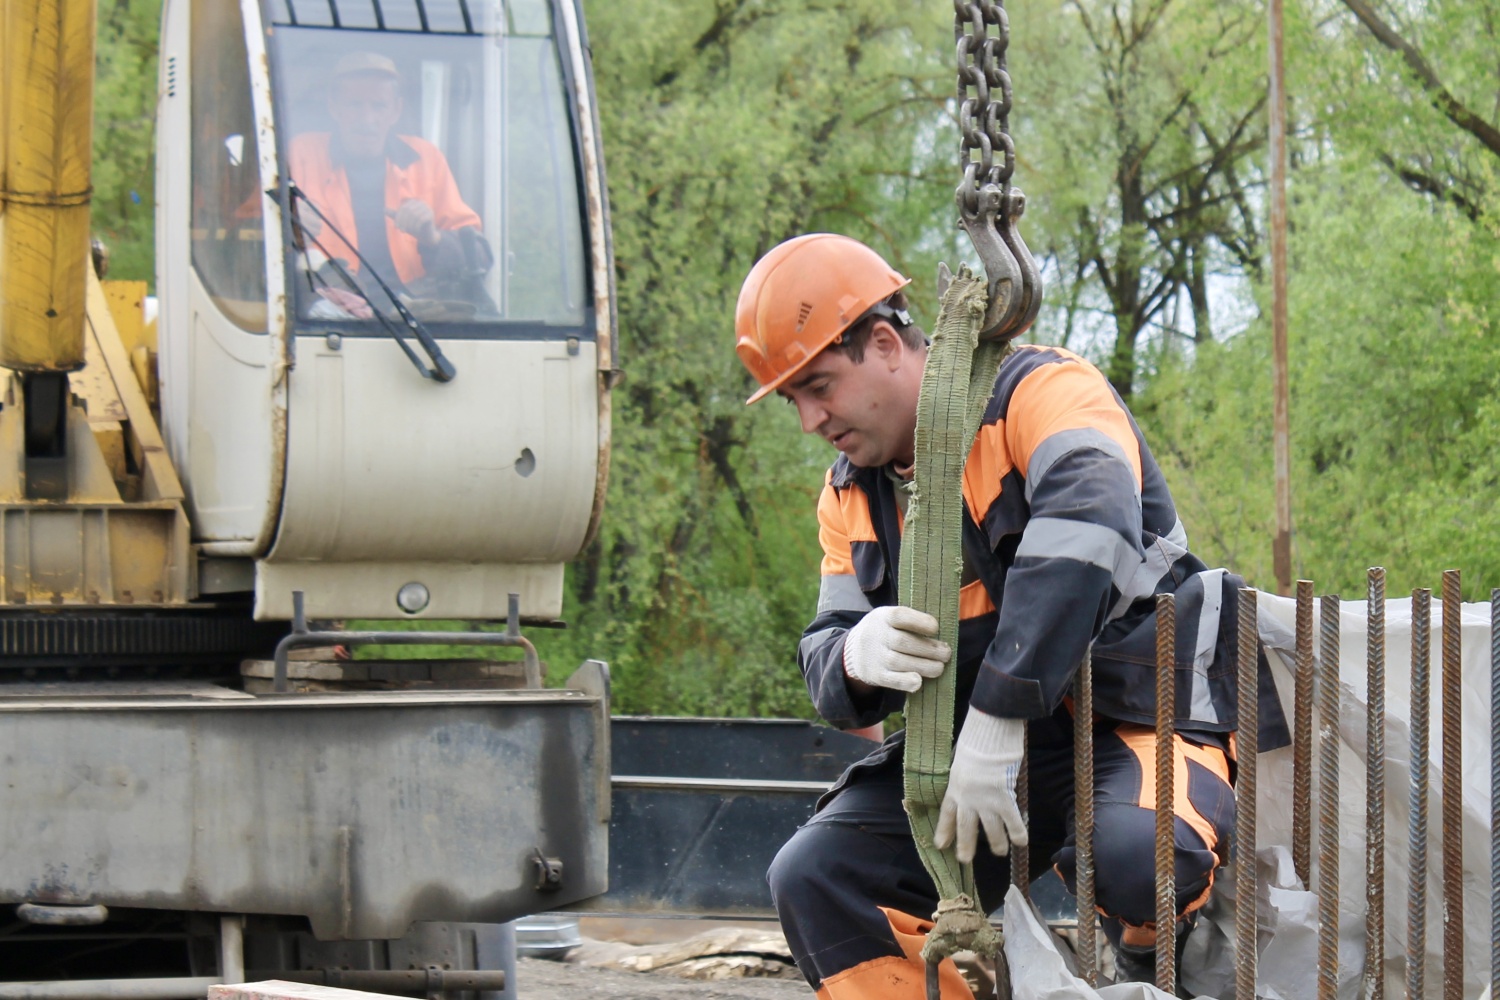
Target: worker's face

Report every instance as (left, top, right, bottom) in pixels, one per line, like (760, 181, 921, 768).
(777, 322, 919, 468)
(328, 76, 402, 160)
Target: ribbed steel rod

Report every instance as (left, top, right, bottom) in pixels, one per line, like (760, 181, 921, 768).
(1441, 570, 1463, 1000)
(1365, 567, 1386, 1000)
(1318, 594, 1341, 1000)
(1491, 589, 1498, 1000)
(1155, 593, 1177, 992)
(1074, 648, 1097, 987)
(1235, 588, 1259, 1000)
(1014, 729, 1030, 897)
(1407, 588, 1431, 1000)
(1295, 580, 1316, 887)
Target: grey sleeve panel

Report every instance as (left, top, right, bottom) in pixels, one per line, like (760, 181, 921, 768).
(970, 444, 1145, 721)
(797, 614, 904, 729)
(1024, 427, 1140, 505)
(817, 573, 874, 616)
(1014, 516, 1142, 595)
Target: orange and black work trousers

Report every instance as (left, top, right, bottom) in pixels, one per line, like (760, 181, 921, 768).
(767, 709, 1236, 999)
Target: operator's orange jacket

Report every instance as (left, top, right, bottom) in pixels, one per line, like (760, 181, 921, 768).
(287, 132, 481, 285)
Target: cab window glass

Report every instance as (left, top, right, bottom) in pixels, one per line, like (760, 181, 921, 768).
(268, 0, 588, 331)
(190, 0, 267, 332)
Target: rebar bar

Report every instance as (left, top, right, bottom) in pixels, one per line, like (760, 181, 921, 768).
(1491, 589, 1499, 1000)
(1318, 593, 1341, 1000)
(1440, 570, 1463, 1000)
(1155, 593, 1177, 992)
(1295, 579, 1315, 887)
(1014, 730, 1030, 898)
(1407, 588, 1431, 1000)
(1074, 647, 1097, 987)
(1366, 567, 1386, 1000)
(1235, 587, 1259, 1000)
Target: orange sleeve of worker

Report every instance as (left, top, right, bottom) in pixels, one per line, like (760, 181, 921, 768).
(1004, 351, 1142, 488)
(402, 136, 482, 231)
(961, 421, 1011, 527)
(817, 474, 857, 577)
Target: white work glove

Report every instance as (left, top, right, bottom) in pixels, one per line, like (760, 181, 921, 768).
(842, 605, 950, 693)
(934, 706, 1028, 863)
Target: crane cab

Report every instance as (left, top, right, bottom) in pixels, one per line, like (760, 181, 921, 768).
(156, 0, 614, 621)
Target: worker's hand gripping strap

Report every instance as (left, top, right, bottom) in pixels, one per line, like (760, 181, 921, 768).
(899, 264, 1009, 973)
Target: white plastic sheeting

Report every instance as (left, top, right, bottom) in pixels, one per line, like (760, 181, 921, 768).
(1005, 592, 1494, 1000)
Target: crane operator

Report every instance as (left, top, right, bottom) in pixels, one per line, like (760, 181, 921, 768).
(734, 234, 1289, 997)
(288, 52, 492, 308)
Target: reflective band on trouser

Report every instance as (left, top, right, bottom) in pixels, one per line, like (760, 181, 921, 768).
(1052, 724, 1235, 949)
(817, 909, 974, 1000)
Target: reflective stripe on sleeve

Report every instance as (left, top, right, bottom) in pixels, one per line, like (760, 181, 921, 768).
(1013, 516, 1142, 593)
(1188, 568, 1225, 726)
(1024, 427, 1141, 504)
(818, 573, 874, 616)
(799, 623, 848, 665)
(1109, 534, 1182, 620)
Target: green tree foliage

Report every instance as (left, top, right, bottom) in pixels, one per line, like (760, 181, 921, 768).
(92, 0, 159, 281)
(1135, 0, 1500, 599)
(1013, 0, 1270, 397)
(531, 0, 958, 715)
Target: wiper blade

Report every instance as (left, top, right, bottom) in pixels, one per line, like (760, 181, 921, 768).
(287, 183, 456, 383)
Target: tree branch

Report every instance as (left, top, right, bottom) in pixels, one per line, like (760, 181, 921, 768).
(1341, 0, 1500, 159)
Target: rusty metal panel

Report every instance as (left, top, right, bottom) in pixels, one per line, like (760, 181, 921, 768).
(0, 687, 608, 939)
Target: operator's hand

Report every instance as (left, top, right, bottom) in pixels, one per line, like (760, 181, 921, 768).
(390, 198, 441, 247)
(934, 706, 1028, 863)
(842, 605, 949, 693)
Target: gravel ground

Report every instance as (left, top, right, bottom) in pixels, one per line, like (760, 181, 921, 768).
(511, 957, 812, 999)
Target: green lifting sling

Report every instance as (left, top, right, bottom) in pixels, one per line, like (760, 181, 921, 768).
(898, 266, 1011, 972)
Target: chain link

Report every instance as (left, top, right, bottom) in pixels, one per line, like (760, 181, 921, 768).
(952, 0, 1041, 341)
(955, 0, 1014, 213)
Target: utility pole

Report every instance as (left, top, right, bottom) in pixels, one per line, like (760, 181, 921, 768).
(1269, 0, 1292, 595)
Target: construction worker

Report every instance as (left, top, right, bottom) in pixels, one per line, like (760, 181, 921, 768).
(735, 233, 1289, 997)
(288, 52, 491, 299)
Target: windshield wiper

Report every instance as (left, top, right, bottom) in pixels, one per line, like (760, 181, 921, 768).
(287, 183, 456, 383)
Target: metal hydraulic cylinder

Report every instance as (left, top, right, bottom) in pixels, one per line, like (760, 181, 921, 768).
(0, 0, 95, 373)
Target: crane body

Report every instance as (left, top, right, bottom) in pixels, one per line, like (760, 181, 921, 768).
(0, 0, 617, 980)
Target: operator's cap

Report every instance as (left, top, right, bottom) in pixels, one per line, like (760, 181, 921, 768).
(334, 52, 399, 80)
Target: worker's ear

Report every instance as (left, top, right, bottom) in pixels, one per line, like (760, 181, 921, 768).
(866, 320, 906, 372)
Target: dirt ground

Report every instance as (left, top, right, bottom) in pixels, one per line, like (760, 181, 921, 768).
(511, 956, 811, 999)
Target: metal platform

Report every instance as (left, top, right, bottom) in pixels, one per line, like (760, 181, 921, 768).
(0, 665, 609, 940)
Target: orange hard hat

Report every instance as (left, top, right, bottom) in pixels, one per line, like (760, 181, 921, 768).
(735, 233, 911, 404)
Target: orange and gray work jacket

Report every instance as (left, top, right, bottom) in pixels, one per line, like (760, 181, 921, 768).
(801, 345, 1289, 749)
(287, 132, 482, 286)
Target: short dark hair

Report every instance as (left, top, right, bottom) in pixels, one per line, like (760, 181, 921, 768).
(828, 292, 926, 362)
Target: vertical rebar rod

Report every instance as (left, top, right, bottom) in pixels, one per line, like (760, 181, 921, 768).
(1441, 570, 1463, 1000)
(1318, 594, 1341, 1000)
(1407, 587, 1431, 1000)
(1014, 729, 1030, 898)
(1074, 648, 1097, 987)
(1295, 580, 1316, 887)
(1236, 588, 1259, 1000)
(1156, 593, 1177, 992)
(1491, 589, 1499, 1000)
(1366, 568, 1386, 1000)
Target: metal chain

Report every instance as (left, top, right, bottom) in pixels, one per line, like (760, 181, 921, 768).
(955, 0, 1015, 212)
(953, 0, 1041, 342)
